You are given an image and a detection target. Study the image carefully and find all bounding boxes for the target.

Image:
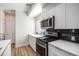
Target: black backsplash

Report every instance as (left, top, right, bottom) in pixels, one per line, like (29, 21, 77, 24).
(58, 29, 72, 41)
(46, 28, 58, 32)
(46, 28, 79, 43)
(58, 29, 79, 43)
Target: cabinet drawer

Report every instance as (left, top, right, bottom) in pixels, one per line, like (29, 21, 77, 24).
(48, 44, 75, 56)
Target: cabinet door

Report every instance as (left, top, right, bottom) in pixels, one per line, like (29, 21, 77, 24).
(29, 35, 33, 48)
(32, 38, 36, 52)
(48, 44, 57, 56)
(66, 3, 79, 29)
(2, 44, 11, 56)
(54, 4, 66, 29)
(48, 44, 75, 56)
(28, 35, 36, 52)
(31, 36, 36, 51)
(32, 36, 36, 52)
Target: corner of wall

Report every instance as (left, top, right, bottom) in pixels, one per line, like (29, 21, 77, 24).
(15, 43, 29, 48)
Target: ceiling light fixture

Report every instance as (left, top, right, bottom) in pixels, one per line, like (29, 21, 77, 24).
(29, 4, 42, 17)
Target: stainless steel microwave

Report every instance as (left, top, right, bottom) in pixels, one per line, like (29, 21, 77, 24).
(41, 16, 55, 28)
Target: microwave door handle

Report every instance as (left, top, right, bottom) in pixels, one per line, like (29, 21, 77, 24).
(48, 19, 49, 27)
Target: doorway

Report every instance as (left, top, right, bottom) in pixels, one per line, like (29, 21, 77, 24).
(4, 10, 15, 44)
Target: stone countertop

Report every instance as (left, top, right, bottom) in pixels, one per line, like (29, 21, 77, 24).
(0, 40, 11, 56)
(28, 33, 44, 38)
(49, 39, 79, 56)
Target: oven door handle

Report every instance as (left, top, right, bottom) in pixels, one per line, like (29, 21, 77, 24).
(36, 43, 46, 48)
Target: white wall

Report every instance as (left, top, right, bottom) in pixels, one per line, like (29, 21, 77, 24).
(0, 3, 35, 47)
(0, 9, 5, 41)
(0, 9, 5, 34)
(15, 11, 35, 47)
(0, 10, 2, 33)
(35, 19, 45, 33)
(35, 13, 46, 33)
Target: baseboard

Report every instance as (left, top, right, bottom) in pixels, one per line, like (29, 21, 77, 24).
(15, 43, 29, 48)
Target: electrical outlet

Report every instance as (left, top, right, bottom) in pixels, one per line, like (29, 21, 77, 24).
(71, 36, 75, 41)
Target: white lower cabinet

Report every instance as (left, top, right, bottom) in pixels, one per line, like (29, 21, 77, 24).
(28, 35, 36, 52)
(48, 44, 75, 56)
(48, 44, 57, 56)
(2, 43, 11, 56)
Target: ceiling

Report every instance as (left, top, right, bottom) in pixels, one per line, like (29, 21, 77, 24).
(0, 3, 47, 11)
(0, 3, 60, 16)
(0, 3, 37, 15)
(0, 3, 27, 11)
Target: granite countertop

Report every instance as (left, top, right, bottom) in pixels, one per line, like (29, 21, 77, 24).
(0, 40, 11, 56)
(49, 39, 79, 56)
(28, 33, 44, 38)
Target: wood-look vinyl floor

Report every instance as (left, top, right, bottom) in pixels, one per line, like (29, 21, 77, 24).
(11, 44, 38, 56)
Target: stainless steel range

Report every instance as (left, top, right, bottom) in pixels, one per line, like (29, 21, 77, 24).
(36, 28, 60, 56)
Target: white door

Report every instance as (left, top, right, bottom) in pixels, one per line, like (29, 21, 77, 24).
(5, 12, 15, 43)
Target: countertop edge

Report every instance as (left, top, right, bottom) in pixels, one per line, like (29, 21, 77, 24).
(0, 40, 11, 56)
(48, 40, 79, 56)
(28, 33, 44, 38)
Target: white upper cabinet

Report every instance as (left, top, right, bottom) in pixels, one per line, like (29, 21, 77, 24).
(66, 3, 79, 29)
(54, 4, 66, 29)
(53, 3, 79, 29)
(36, 3, 79, 30)
(42, 5, 54, 20)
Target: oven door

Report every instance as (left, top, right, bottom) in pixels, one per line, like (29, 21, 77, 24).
(36, 40, 47, 56)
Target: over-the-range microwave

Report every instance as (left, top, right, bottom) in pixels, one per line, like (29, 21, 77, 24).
(41, 16, 55, 29)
